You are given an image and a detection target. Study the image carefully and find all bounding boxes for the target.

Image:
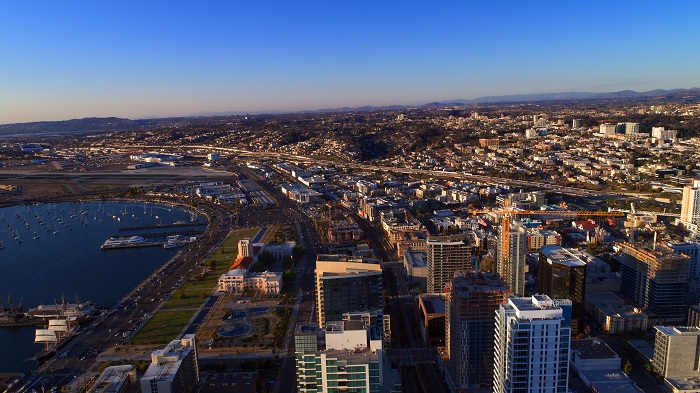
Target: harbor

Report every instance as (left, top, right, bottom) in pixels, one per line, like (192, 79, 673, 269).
(0, 201, 206, 373)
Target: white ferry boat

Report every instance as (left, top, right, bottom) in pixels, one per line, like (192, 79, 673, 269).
(100, 235, 147, 249)
(163, 235, 198, 248)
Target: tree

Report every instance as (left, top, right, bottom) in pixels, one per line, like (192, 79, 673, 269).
(480, 257, 495, 273)
(622, 359, 632, 375)
(283, 269, 296, 283)
(292, 245, 306, 260)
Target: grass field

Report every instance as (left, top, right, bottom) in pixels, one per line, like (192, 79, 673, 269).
(130, 310, 195, 344)
(129, 227, 260, 345)
(161, 289, 212, 309)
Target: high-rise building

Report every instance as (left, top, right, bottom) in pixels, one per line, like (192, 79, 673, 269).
(446, 271, 510, 392)
(497, 220, 527, 296)
(538, 245, 587, 335)
(295, 320, 397, 393)
(625, 122, 640, 135)
(681, 180, 700, 237)
(315, 255, 383, 327)
(653, 326, 700, 379)
(599, 123, 616, 136)
(493, 295, 571, 393)
(667, 241, 700, 278)
(572, 119, 582, 129)
(140, 334, 199, 393)
(426, 235, 471, 293)
(615, 242, 690, 324)
(296, 350, 385, 393)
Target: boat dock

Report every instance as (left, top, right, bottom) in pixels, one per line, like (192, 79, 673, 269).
(118, 221, 207, 231)
(0, 317, 43, 327)
(108, 230, 202, 239)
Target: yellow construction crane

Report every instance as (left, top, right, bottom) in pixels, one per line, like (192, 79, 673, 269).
(469, 209, 625, 280)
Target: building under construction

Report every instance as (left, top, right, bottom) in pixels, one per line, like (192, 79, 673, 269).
(614, 242, 690, 324)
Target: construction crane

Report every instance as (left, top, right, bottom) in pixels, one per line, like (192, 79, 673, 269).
(468, 209, 626, 284)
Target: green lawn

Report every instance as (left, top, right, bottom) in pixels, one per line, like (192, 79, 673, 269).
(161, 290, 212, 309)
(131, 310, 195, 345)
(221, 228, 259, 248)
(129, 228, 261, 344)
(183, 274, 221, 290)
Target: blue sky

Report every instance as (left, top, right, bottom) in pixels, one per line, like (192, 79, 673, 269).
(1, 1, 699, 124)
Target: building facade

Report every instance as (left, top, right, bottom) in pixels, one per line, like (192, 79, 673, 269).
(446, 271, 510, 392)
(140, 334, 199, 393)
(538, 245, 587, 335)
(653, 326, 700, 379)
(616, 242, 690, 324)
(681, 180, 700, 238)
(426, 237, 471, 293)
(497, 220, 527, 296)
(315, 255, 383, 328)
(493, 295, 571, 393)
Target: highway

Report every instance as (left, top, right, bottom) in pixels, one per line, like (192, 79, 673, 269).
(139, 144, 665, 200)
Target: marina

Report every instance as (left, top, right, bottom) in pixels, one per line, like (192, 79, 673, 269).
(0, 201, 205, 373)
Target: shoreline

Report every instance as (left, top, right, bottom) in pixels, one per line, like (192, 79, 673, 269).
(0, 195, 216, 376)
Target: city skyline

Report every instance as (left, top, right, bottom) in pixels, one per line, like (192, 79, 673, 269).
(2, 1, 700, 124)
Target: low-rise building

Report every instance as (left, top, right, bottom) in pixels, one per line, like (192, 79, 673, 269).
(216, 270, 282, 294)
(403, 250, 427, 292)
(88, 365, 137, 393)
(585, 292, 648, 334)
(417, 293, 446, 347)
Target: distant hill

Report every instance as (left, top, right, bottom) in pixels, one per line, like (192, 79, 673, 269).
(0, 117, 185, 137)
(2, 88, 699, 136)
(441, 88, 700, 104)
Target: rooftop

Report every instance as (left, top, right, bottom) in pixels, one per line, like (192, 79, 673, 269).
(419, 293, 446, 314)
(666, 376, 700, 391)
(582, 370, 643, 393)
(570, 338, 619, 360)
(87, 365, 135, 393)
(655, 326, 700, 337)
(540, 245, 587, 267)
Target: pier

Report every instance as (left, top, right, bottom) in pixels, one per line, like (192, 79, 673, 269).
(109, 230, 202, 239)
(118, 222, 207, 231)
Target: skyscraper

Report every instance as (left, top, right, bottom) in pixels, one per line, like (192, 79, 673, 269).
(427, 235, 471, 293)
(315, 255, 383, 328)
(681, 179, 700, 238)
(538, 245, 586, 335)
(625, 122, 640, 136)
(497, 220, 527, 296)
(295, 320, 393, 393)
(615, 242, 690, 324)
(446, 271, 510, 392)
(493, 295, 571, 393)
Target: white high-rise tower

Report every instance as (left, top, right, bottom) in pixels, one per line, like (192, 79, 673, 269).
(493, 295, 571, 393)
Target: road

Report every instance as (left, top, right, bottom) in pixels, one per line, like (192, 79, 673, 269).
(238, 166, 324, 393)
(343, 208, 448, 392)
(12, 197, 233, 393)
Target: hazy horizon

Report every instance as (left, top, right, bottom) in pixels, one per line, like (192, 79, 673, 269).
(1, 1, 699, 124)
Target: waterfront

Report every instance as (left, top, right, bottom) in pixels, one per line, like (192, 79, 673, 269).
(0, 200, 203, 373)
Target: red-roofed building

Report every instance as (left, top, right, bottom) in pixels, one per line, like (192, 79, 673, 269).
(230, 256, 253, 271)
(572, 220, 599, 233)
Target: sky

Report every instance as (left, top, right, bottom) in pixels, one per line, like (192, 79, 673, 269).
(1, 1, 699, 124)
